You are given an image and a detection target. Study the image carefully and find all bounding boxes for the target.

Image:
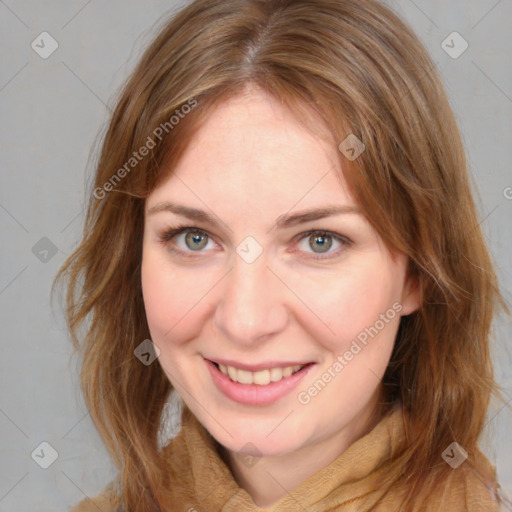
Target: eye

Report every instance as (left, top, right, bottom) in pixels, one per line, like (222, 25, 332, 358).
(180, 230, 210, 251)
(294, 230, 351, 260)
(158, 225, 216, 256)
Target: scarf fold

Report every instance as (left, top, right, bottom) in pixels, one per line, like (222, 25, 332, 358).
(162, 402, 403, 511)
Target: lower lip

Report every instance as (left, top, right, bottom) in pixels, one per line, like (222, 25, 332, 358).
(205, 359, 315, 406)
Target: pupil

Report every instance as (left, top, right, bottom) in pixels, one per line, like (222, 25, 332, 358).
(310, 234, 332, 253)
(186, 231, 207, 250)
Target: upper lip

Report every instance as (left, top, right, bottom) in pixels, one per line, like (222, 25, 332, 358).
(206, 357, 313, 372)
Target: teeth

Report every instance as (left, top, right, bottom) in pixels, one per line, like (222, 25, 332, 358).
(253, 369, 270, 385)
(282, 366, 293, 378)
(217, 363, 304, 385)
(227, 365, 237, 381)
(237, 369, 253, 385)
(270, 367, 283, 382)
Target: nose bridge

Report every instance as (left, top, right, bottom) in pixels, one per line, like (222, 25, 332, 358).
(214, 251, 288, 344)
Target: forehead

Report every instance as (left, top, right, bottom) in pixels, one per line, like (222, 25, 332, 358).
(147, 89, 356, 214)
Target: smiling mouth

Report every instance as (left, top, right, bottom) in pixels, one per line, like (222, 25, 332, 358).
(211, 362, 310, 386)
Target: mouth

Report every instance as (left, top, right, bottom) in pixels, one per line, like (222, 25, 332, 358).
(204, 358, 315, 406)
(210, 361, 309, 386)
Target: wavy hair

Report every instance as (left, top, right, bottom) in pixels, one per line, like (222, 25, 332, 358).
(54, 0, 508, 509)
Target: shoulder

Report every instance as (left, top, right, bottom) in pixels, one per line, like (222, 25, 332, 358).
(69, 483, 119, 512)
(442, 463, 499, 511)
(376, 449, 500, 512)
(426, 449, 499, 512)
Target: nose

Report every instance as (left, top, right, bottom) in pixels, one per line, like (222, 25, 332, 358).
(213, 251, 289, 345)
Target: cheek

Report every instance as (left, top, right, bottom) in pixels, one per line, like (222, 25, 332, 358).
(141, 254, 169, 333)
(141, 249, 205, 345)
(294, 259, 403, 353)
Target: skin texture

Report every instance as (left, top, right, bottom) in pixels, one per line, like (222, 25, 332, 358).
(141, 85, 420, 507)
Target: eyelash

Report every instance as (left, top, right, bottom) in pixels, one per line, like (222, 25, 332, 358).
(157, 224, 352, 261)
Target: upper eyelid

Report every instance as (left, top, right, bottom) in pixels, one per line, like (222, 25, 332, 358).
(161, 226, 350, 251)
(163, 227, 220, 250)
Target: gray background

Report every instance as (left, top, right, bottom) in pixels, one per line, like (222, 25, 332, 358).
(0, 1, 511, 510)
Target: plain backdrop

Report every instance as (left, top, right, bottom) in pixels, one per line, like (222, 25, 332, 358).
(0, 1, 511, 510)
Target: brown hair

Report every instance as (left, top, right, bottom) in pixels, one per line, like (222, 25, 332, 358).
(54, 0, 508, 509)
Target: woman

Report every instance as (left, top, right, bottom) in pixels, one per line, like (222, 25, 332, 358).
(57, 0, 508, 510)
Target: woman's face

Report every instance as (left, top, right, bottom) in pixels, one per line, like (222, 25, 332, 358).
(141, 87, 419, 458)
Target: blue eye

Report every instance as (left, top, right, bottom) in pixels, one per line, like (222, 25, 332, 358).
(305, 233, 334, 252)
(295, 231, 350, 260)
(161, 227, 214, 252)
(182, 230, 209, 250)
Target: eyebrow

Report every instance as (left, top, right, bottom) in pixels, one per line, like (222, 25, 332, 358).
(147, 201, 361, 232)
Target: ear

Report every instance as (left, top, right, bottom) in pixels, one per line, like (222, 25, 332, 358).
(400, 273, 420, 316)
